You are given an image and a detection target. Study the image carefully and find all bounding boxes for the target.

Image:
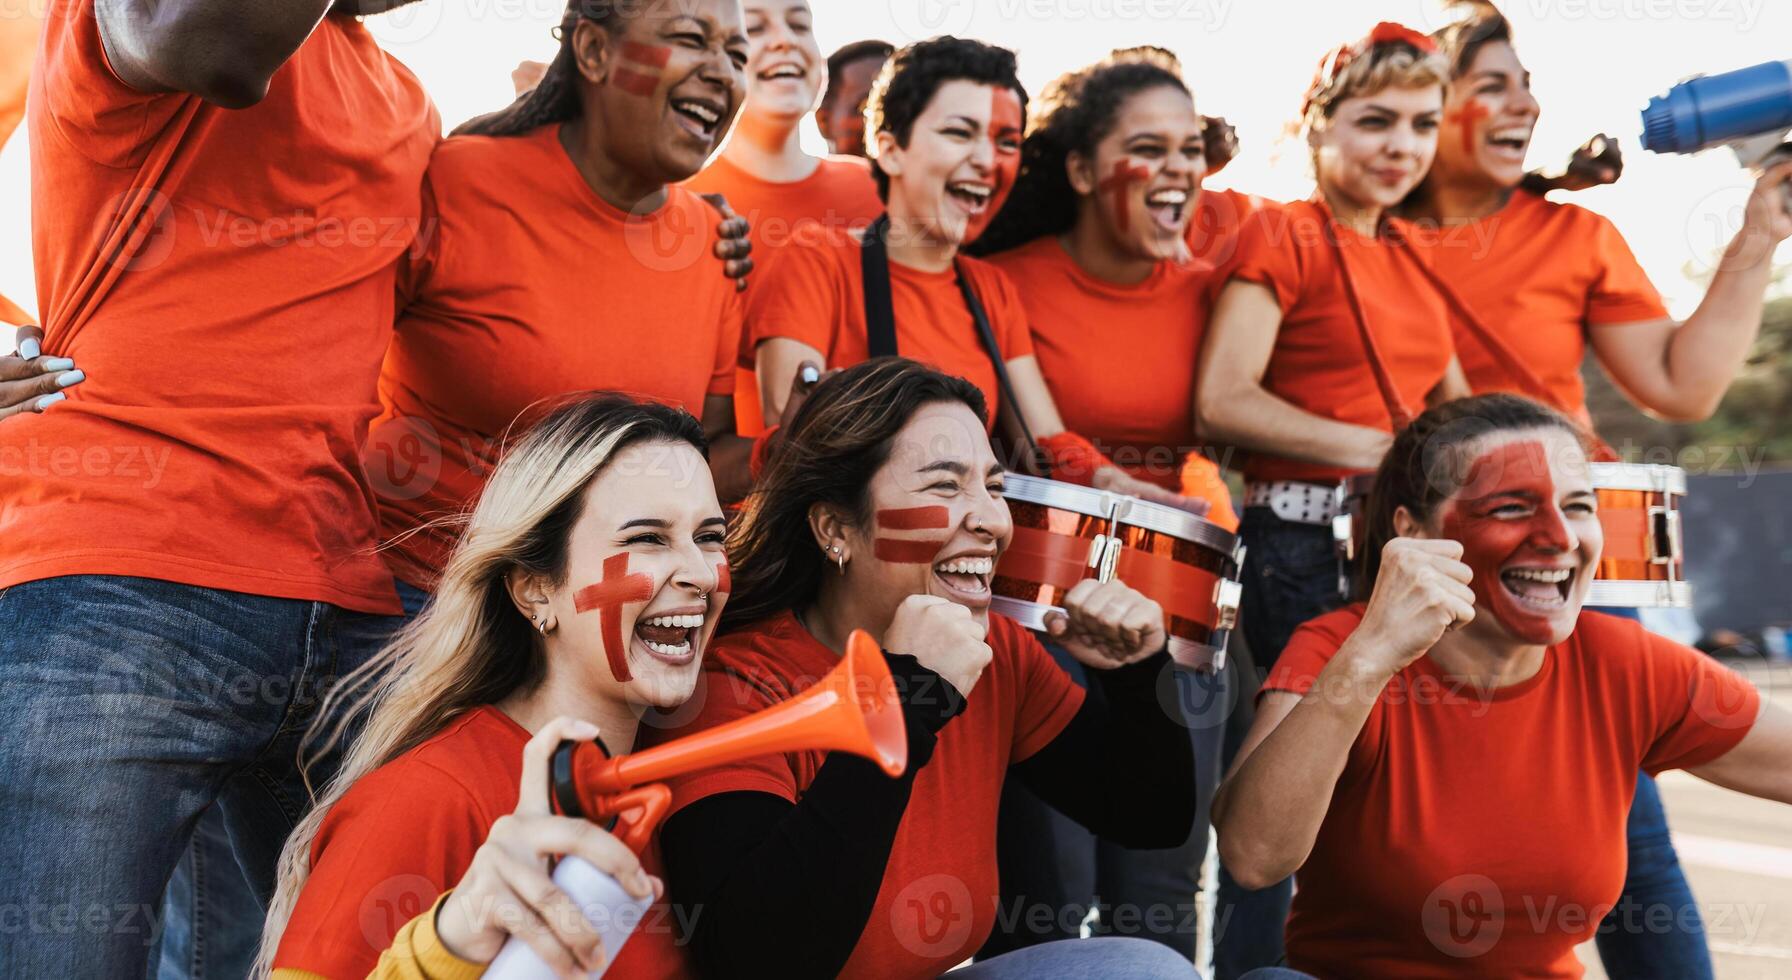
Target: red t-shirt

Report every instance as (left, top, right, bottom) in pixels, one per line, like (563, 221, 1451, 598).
(656, 610, 1085, 979)
(1405, 190, 1669, 426)
(1184, 186, 1269, 274)
(275, 705, 690, 979)
(682, 153, 882, 436)
(373, 124, 743, 589)
(1226, 199, 1456, 484)
(986, 234, 1236, 528)
(744, 232, 1035, 430)
(8, 5, 438, 613)
(1263, 606, 1761, 980)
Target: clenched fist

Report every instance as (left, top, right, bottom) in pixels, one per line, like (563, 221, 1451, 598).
(884, 595, 993, 698)
(1349, 538, 1476, 678)
(1045, 578, 1166, 669)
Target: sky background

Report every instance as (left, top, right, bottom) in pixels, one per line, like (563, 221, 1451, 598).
(3, 0, 1790, 332)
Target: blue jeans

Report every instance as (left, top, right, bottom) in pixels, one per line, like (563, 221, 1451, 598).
(156, 579, 423, 979)
(1214, 508, 1339, 979)
(980, 647, 1233, 961)
(0, 575, 400, 979)
(953, 936, 1199, 978)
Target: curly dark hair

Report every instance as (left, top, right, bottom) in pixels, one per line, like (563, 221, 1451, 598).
(864, 36, 1027, 201)
(969, 46, 1190, 256)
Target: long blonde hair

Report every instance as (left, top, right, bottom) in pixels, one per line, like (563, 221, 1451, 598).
(255, 393, 708, 975)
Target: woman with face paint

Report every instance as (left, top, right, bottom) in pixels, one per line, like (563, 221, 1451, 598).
(368, 0, 768, 608)
(1193, 24, 1471, 975)
(1211, 392, 1792, 979)
(682, 0, 885, 436)
(260, 395, 729, 979)
(746, 37, 1171, 501)
(649, 358, 1200, 979)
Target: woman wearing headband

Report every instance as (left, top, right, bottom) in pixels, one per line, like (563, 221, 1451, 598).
(1212, 393, 1792, 979)
(1193, 23, 1468, 975)
(652, 357, 1200, 979)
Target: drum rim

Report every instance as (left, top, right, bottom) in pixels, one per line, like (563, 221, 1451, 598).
(1589, 462, 1687, 495)
(1585, 579, 1693, 608)
(992, 597, 1227, 668)
(1004, 474, 1238, 553)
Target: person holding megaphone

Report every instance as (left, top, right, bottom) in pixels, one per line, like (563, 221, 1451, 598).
(258, 395, 731, 978)
(649, 358, 1201, 979)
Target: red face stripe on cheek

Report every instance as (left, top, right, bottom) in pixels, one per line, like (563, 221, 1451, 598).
(876, 506, 951, 530)
(1097, 159, 1151, 235)
(1439, 440, 1565, 645)
(967, 88, 1024, 242)
(714, 560, 731, 595)
(573, 554, 655, 682)
(875, 538, 947, 564)
(614, 41, 672, 97)
(1445, 98, 1491, 155)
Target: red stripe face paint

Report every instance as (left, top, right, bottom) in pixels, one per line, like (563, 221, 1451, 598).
(573, 553, 655, 682)
(614, 40, 672, 97)
(714, 560, 731, 595)
(875, 538, 945, 564)
(965, 87, 1024, 243)
(1438, 439, 1578, 645)
(1445, 98, 1491, 155)
(876, 506, 950, 530)
(1097, 159, 1151, 235)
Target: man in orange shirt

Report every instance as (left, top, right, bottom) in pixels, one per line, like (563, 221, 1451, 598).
(815, 39, 892, 157)
(0, 3, 438, 977)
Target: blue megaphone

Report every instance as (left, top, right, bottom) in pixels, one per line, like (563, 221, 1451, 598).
(1642, 59, 1792, 168)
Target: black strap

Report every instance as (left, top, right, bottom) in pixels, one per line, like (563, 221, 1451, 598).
(856, 213, 1046, 474)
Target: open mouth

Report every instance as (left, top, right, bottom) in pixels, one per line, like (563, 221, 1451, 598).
(947, 181, 994, 215)
(933, 555, 995, 606)
(1486, 128, 1531, 157)
(635, 612, 706, 665)
(757, 63, 808, 82)
(1144, 187, 1190, 232)
(671, 97, 725, 142)
(1499, 565, 1573, 613)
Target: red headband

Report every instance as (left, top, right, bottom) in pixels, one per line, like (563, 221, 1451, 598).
(1301, 21, 1438, 119)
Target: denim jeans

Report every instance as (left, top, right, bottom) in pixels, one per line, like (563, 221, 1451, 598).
(953, 936, 1199, 978)
(979, 641, 1233, 962)
(1213, 507, 1340, 979)
(154, 579, 423, 979)
(0, 575, 400, 979)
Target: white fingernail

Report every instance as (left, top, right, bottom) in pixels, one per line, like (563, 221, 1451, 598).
(34, 392, 65, 411)
(39, 358, 74, 372)
(18, 338, 40, 360)
(56, 370, 84, 388)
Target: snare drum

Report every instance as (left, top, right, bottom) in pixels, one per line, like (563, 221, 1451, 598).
(1588, 462, 1690, 608)
(992, 475, 1245, 672)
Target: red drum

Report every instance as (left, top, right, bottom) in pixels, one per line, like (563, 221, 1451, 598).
(1588, 463, 1690, 607)
(992, 475, 1245, 672)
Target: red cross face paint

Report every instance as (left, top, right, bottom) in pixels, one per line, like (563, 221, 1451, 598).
(1437, 437, 1594, 646)
(614, 41, 673, 97)
(1445, 97, 1491, 156)
(573, 553, 656, 682)
(1097, 159, 1152, 236)
(964, 87, 1024, 244)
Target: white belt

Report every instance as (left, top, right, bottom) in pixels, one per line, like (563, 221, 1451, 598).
(1244, 480, 1344, 526)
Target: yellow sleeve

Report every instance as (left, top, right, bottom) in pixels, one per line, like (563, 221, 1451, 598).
(271, 892, 485, 980)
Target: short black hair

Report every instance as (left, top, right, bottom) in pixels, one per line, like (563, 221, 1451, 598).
(865, 36, 1027, 200)
(821, 39, 894, 108)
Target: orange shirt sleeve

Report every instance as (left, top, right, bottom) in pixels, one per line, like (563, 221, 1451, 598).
(1262, 608, 1362, 699)
(1225, 205, 1306, 312)
(36, 0, 183, 168)
(1585, 213, 1670, 326)
(1637, 629, 1761, 775)
(745, 239, 847, 361)
(396, 170, 446, 315)
(1004, 618, 1088, 762)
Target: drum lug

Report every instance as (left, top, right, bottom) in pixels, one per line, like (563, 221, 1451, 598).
(1087, 534, 1121, 582)
(1648, 505, 1682, 566)
(1331, 513, 1355, 562)
(1214, 578, 1243, 632)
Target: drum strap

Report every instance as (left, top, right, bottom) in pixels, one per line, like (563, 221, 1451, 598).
(1315, 210, 1416, 431)
(858, 213, 1048, 472)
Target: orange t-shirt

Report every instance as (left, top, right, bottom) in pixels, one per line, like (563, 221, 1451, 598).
(275, 705, 690, 979)
(373, 124, 743, 589)
(745, 231, 1035, 430)
(1184, 186, 1270, 274)
(1406, 189, 1668, 426)
(683, 153, 882, 435)
(986, 234, 1236, 529)
(1226, 199, 1457, 484)
(1263, 606, 1760, 980)
(7, 5, 439, 613)
(656, 610, 1085, 980)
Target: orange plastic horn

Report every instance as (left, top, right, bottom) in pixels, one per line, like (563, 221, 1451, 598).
(551, 629, 908, 849)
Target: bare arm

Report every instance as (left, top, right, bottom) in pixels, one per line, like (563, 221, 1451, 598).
(1687, 699, 1792, 805)
(756, 337, 825, 423)
(700, 394, 752, 504)
(1590, 162, 1792, 422)
(95, 0, 337, 108)
(1196, 279, 1393, 472)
